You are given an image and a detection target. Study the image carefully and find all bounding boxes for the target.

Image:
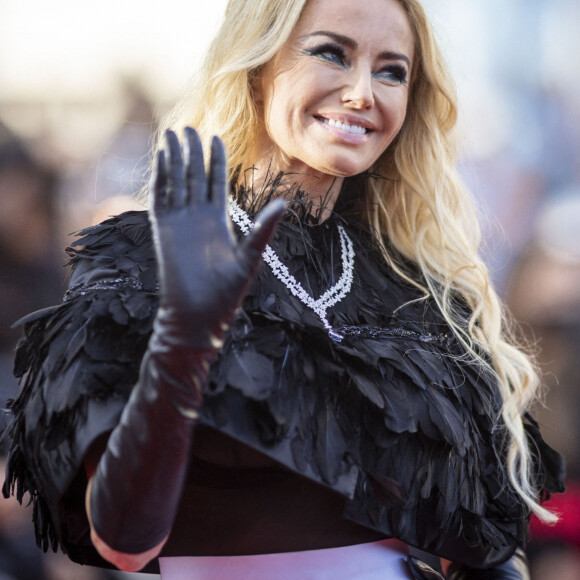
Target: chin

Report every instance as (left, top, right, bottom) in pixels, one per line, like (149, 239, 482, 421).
(318, 147, 382, 177)
(318, 159, 372, 178)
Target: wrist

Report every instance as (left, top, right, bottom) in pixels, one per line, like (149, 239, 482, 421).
(153, 305, 228, 352)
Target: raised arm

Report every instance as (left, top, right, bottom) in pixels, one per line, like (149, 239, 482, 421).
(84, 128, 284, 571)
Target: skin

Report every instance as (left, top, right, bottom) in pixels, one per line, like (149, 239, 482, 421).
(85, 441, 163, 572)
(249, 0, 414, 218)
(85, 0, 415, 571)
(86, 464, 167, 572)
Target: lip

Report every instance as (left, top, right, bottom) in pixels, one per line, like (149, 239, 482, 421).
(315, 113, 377, 132)
(314, 114, 374, 145)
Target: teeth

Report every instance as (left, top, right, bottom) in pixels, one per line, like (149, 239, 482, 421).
(324, 118, 367, 135)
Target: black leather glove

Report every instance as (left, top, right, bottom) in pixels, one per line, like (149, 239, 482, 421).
(89, 128, 284, 554)
(448, 548, 530, 580)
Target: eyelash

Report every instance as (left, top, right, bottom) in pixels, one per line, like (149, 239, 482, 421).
(303, 43, 408, 86)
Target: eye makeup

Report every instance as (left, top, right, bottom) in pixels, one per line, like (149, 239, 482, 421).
(302, 40, 409, 86)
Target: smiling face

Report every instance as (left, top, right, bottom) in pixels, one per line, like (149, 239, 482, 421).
(253, 0, 415, 187)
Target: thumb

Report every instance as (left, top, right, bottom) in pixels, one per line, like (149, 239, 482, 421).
(240, 199, 286, 265)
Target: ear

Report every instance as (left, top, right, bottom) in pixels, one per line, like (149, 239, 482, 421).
(250, 68, 264, 106)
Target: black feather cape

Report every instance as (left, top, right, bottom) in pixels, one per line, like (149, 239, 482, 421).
(1, 185, 564, 571)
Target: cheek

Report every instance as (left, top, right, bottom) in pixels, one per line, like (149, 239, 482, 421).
(263, 78, 296, 125)
(380, 92, 409, 136)
(265, 63, 328, 119)
(265, 93, 311, 146)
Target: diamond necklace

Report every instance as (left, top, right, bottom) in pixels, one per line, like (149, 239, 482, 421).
(228, 198, 355, 342)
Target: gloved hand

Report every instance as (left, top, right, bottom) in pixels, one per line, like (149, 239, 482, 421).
(152, 128, 284, 350)
(88, 128, 284, 560)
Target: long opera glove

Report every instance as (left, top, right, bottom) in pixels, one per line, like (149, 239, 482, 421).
(88, 128, 285, 554)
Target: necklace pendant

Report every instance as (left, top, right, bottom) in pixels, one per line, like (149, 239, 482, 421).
(328, 329, 344, 343)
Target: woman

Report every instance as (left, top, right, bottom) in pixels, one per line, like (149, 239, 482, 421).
(2, 0, 564, 578)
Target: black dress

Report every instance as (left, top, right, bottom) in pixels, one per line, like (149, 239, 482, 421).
(1, 185, 565, 572)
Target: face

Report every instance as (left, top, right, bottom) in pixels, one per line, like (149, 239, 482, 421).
(254, 0, 415, 180)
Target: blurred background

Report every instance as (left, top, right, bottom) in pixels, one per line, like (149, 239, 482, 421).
(1, 0, 579, 578)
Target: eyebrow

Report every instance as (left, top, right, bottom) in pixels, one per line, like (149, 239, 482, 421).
(299, 30, 411, 67)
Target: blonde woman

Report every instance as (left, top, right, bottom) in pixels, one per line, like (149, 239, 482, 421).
(2, 0, 564, 578)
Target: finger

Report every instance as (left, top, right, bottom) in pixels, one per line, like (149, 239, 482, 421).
(184, 127, 207, 205)
(208, 136, 227, 213)
(151, 150, 168, 214)
(165, 130, 185, 208)
(242, 199, 286, 262)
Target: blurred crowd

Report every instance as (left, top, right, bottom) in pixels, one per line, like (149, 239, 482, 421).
(1, 1, 580, 578)
(0, 81, 155, 580)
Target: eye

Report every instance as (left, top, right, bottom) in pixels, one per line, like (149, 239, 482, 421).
(375, 64, 408, 86)
(303, 43, 347, 67)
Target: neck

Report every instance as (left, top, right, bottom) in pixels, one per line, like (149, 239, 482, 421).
(238, 161, 344, 222)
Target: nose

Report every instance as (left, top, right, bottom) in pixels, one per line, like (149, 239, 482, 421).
(341, 66, 374, 110)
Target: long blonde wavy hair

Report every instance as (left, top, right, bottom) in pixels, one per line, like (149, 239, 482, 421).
(159, 0, 555, 522)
